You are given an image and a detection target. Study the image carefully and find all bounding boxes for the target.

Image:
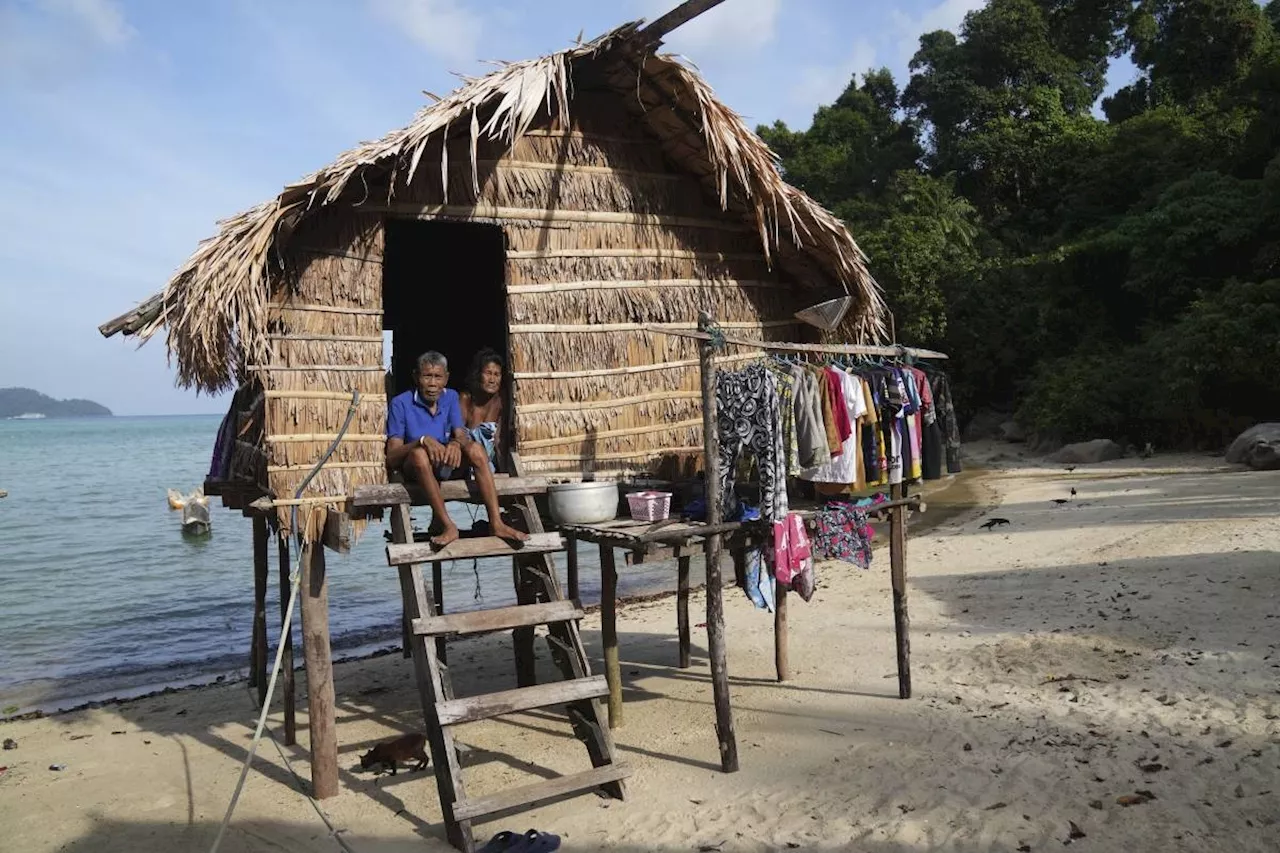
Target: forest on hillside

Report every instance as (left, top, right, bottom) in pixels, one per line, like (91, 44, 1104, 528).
(761, 0, 1280, 448)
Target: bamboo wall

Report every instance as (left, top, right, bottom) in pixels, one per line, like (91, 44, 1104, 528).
(260, 209, 385, 535)
(389, 91, 804, 479)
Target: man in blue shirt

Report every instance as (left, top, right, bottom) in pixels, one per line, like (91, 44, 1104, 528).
(386, 351, 527, 548)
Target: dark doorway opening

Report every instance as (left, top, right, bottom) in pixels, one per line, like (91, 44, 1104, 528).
(382, 219, 508, 399)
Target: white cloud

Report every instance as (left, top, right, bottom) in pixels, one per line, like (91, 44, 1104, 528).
(890, 0, 984, 63)
(368, 0, 483, 64)
(639, 0, 780, 56)
(39, 0, 135, 46)
(790, 37, 877, 123)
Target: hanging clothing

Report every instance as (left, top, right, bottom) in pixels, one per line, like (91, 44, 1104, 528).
(715, 363, 789, 523)
(743, 547, 777, 612)
(771, 367, 800, 477)
(811, 502, 875, 569)
(792, 366, 831, 469)
(773, 512, 815, 601)
(929, 371, 963, 474)
(818, 370, 842, 456)
(800, 370, 866, 485)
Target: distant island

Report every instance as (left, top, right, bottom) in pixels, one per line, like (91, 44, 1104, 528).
(0, 388, 112, 419)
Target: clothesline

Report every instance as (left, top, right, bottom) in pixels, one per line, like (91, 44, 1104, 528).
(648, 326, 949, 360)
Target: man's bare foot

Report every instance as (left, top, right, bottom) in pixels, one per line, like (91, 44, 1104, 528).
(491, 522, 529, 544)
(430, 523, 460, 549)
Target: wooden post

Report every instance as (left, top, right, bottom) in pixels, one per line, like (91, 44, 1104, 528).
(251, 516, 269, 706)
(566, 531, 580, 601)
(889, 483, 912, 699)
(277, 532, 296, 746)
(676, 554, 691, 669)
(698, 313, 739, 773)
(774, 579, 789, 682)
(599, 543, 622, 728)
(300, 530, 339, 799)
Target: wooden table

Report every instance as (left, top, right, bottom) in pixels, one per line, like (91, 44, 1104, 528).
(561, 493, 923, 752)
(559, 517, 774, 733)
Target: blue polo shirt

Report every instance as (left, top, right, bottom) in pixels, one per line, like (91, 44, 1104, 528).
(387, 389, 463, 445)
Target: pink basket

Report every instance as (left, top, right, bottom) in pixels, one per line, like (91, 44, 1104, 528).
(626, 490, 671, 522)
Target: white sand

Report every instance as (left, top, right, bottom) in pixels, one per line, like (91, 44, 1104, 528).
(1, 450, 1277, 852)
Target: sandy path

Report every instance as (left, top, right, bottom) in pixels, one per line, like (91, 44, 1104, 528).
(1, 452, 1277, 852)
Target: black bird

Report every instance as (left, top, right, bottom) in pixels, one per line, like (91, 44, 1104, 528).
(1065, 465, 1077, 472)
(1070, 487, 1077, 497)
(1052, 498, 1069, 505)
(980, 518, 1011, 530)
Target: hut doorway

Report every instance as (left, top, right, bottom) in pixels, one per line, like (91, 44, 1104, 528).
(382, 219, 508, 397)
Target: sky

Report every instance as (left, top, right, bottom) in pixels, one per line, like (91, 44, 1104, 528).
(0, 0, 1141, 416)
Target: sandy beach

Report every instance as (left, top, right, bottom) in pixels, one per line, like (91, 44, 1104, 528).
(1, 447, 1277, 852)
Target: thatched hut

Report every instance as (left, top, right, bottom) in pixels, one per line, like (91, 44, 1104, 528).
(101, 21, 887, 536)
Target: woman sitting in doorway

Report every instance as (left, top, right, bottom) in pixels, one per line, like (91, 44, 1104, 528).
(459, 348, 505, 473)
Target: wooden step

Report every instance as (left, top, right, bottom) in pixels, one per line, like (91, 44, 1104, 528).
(387, 532, 563, 566)
(435, 675, 609, 726)
(349, 477, 549, 516)
(451, 762, 632, 822)
(413, 600, 583, 637)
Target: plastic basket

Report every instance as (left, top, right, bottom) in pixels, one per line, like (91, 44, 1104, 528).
(626, 490, 671, 522)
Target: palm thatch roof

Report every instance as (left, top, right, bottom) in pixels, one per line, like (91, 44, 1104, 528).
(100, 21, 886, 392)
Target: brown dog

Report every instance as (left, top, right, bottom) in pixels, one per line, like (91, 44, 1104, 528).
(359, 733, 429, 776)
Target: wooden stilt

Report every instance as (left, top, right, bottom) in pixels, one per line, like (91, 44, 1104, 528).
(599, 543, 622, 728)
(676, 554, 691, 669)
(565, 531, 580, 601)
(889, 483, 912, 699)
(698, 312, 739, 773)
(277, 532, 296, 746)
(300, 531, 338, 799)
(513, 557, 538, 687)
(251, 516, 269, 706)
(432, 561, 447, 665)
(774, 579, 789, 681)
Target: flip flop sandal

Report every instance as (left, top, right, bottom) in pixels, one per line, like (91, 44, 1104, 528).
(478, 830, 520, 853)
(507, 829, 561, 852)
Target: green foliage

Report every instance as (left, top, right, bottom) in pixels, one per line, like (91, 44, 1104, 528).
(765, 0, 1280, 448)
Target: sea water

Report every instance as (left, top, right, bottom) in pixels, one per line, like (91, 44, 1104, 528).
(0, 416, 700, 715)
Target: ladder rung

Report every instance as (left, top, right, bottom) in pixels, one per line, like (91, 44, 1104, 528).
(452, 762, 631, 822)
(436, 675, 609, 726)
(387, 532, 563, 565)
(414, 600, 583, 637)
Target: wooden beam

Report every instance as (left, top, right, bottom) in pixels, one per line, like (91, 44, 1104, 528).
(434, 676, 609, 726)
(300, 535, 339, 799)
(386, 532, 563, 566)
(99, 292, 164, 338)
(774, 580, 789, 682)
(637, 0, 730, 45)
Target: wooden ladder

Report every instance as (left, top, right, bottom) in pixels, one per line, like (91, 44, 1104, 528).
(385, 496, 628, 852)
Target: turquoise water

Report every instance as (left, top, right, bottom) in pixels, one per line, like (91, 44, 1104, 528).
(0, 416, 695, 715)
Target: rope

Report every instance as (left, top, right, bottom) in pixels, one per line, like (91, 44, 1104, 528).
(209, 391, 361, 853)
